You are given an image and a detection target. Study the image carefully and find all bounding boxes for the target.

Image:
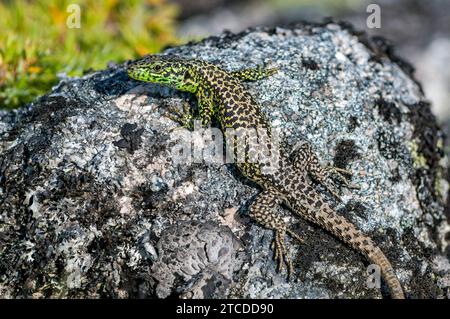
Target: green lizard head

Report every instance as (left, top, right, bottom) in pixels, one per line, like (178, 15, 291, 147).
(127, 55, 198, 93)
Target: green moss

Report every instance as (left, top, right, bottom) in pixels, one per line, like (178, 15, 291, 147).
(0, 0, 181, 110)
(407, 140, 428, 169)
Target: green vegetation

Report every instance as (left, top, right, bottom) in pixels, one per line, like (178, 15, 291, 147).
(0, 0, 181, 110)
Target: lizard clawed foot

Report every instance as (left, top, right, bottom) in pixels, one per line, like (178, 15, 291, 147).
(264, 59, 279, 75)
(286, 229, 304, 245)
(270, 230, 302, 280)
(312, 165, 361, 200)
(325, 166, 360, 190)
(164, 102, 195, 130)
(261, 65, 279, 77)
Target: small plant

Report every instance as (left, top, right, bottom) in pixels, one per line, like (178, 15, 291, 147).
(0, 0, 181, 110)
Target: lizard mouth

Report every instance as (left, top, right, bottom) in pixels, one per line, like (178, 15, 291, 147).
(127, 66, 143, 81)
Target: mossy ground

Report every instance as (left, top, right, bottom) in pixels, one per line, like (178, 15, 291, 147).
(0, 0, 181, 110)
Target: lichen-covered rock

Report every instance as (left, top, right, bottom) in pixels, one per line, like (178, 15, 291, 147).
(1, 21, 449, 299)
(151, 221, 244, 298)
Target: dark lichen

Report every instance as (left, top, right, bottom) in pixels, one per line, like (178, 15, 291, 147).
(375, 129, 407, 161)
(113, 123, 145, 154)
(333, 140, 361, 170)
(375, 99, 402, 124)
(408, 102, 441, 171)
(389, 166, 402, 183)
(347, 116, 359, 133)
(338, 200, 368, 220)
(302, 58, 319, 70)
(407, 101, 445, 221)
(132, 182, 169, 212)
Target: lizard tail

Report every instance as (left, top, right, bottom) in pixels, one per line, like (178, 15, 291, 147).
(367, 246, 405, 299)
(293, 197, 405, 299)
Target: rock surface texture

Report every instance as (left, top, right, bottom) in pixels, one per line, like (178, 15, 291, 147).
(1, 22, 449, 299)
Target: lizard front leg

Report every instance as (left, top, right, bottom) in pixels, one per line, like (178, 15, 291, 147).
(165, 101, 196, 130)
(230, 65, 278, 82)
(165, 86, 215, 130)
(249, 189, 303, 279)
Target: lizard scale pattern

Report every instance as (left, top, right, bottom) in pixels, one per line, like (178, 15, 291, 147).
(127, 54, 405, 299)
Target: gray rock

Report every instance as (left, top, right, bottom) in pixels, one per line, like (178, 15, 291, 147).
(151, 221, 244, 298)
(1, 22, 449, 299)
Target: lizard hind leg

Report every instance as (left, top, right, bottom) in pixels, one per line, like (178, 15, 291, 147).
(292, 142, 359, 200)
(249, 189, 303, 280)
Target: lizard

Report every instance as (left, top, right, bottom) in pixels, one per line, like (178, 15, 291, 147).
(126, 54, 405, 299)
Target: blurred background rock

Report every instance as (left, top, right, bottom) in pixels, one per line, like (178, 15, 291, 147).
(1, 0, 448, 125)
(174, 0, 450, 124)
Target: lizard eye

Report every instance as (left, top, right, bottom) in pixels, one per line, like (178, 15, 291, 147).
(153, 64, 162, 72)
